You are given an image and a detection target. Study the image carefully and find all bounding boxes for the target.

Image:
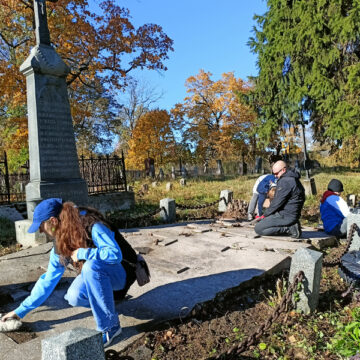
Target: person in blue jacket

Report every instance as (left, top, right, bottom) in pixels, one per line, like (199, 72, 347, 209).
(247, 174, 277, 220)
(320, 179, 350, 238)
(1, 198, 137, 347)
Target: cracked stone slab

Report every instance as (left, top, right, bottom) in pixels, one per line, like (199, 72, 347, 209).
(0, 220, 329, 360)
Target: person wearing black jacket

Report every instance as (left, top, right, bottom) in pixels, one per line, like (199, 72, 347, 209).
(254, 160, 305, 238)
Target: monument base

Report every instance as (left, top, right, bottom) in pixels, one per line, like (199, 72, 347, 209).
(88, 192, 135, 214)
(303, 178, 317, 196)
(15, 219, 48, 248)
(347, 214, 360, 252)
(25, 179, 88, 219)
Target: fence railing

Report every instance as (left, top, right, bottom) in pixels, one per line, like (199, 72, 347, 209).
(79, 154, 127, 195)
(0, 152, 127, 205)
(0, 152, 28, 204)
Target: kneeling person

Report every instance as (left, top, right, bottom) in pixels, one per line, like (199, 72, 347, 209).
(254, 160, 305, 238)
(320, 179, 349, 238)
(1, 198, 138, 348)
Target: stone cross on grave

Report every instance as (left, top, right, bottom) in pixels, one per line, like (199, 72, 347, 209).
(34, 0, 58, 45)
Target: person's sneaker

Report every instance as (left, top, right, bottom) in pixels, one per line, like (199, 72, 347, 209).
(102, 324, 122, 348)
(247, 213, 253, 221)
(289, 222, 302, 239)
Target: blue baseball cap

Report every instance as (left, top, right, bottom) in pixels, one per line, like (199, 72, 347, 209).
(28, 198, 63, 233)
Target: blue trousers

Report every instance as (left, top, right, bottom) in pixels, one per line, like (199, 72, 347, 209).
(257, 193, 267, 216)
(64, 260, 127, 332)
(328, 217, 348, 238)
(248, 192, 267, 216)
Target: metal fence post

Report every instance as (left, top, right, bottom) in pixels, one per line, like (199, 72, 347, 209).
(98, 155, 103, 192)
(106, 154, 111, 192)
(121, 150, 127, 192)
(4, 151, 10, 204)
(80, 155, 85, 178)
(90, 155, 94, 194)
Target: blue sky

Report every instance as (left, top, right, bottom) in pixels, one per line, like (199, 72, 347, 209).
(116, 0, 268, 111)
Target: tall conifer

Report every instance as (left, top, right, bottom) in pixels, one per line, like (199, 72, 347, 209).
(248, 0, 360, 151)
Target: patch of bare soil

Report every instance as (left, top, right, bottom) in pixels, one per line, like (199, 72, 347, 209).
(4, 324, 37, 344)
(118, 245, 352, 360)
(302, 205, 321, 225)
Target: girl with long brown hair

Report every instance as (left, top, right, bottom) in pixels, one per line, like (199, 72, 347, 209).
(1, 198, 137, 347)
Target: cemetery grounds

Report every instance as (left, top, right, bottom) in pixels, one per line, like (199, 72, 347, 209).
(1, 169, 360, 359)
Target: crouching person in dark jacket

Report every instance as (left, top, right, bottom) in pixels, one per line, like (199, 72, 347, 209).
(255, 160, 305, 239)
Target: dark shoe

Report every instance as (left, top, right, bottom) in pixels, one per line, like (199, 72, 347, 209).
(103, 324, 122, 347)
(289, 222, 302, 239)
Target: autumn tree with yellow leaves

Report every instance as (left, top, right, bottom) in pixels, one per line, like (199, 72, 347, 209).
(171, 70, 256, 164)
(0, 0, 173, 169)
(126, 109, 175, 169)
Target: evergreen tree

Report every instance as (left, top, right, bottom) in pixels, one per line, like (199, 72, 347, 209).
(247, 0, 360, 157)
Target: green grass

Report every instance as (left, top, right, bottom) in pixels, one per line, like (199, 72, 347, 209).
(131, 175, 261, 205)
(129, 170, 359, 210)
(117, 170, 360, 228)
(327, 307, 360, 357)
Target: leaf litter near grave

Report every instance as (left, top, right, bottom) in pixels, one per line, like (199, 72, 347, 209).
(118, 244, 356, 360)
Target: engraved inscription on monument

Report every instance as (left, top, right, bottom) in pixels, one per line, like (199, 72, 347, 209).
(19, 0, 88, 217)
(37, 78, 80, 180)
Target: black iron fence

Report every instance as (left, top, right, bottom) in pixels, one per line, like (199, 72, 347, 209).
(0, 152, 29, 204)
(0, 152, 127, 205)
(79, 154, 127, 195)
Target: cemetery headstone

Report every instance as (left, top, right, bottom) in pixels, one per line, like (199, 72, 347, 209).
(216, 159, 224, 176)
(159, 168, 165, 181)
(166, 182, 173, 191)
(41, 327, 105, 360)
(255, 157, 262, 174)
(180, 178, 186, 186)
(149, 164, 155, 178)
(219, 190, 233, 212)
(347, 214, 360, 252)
(20, 0, 88, 218)
(303, 177, 317, 196)
(289, 248, 323, 314)
(238, 162, 247, 176)
(160, 198, 176, 223)
(347, 194, 357, 207)
(203, 160, 209, 174)
(171, 166, 176, 179)
(16, 0, 88, 244)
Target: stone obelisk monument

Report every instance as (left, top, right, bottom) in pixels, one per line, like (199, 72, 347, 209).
(16, 0, 88, 245)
